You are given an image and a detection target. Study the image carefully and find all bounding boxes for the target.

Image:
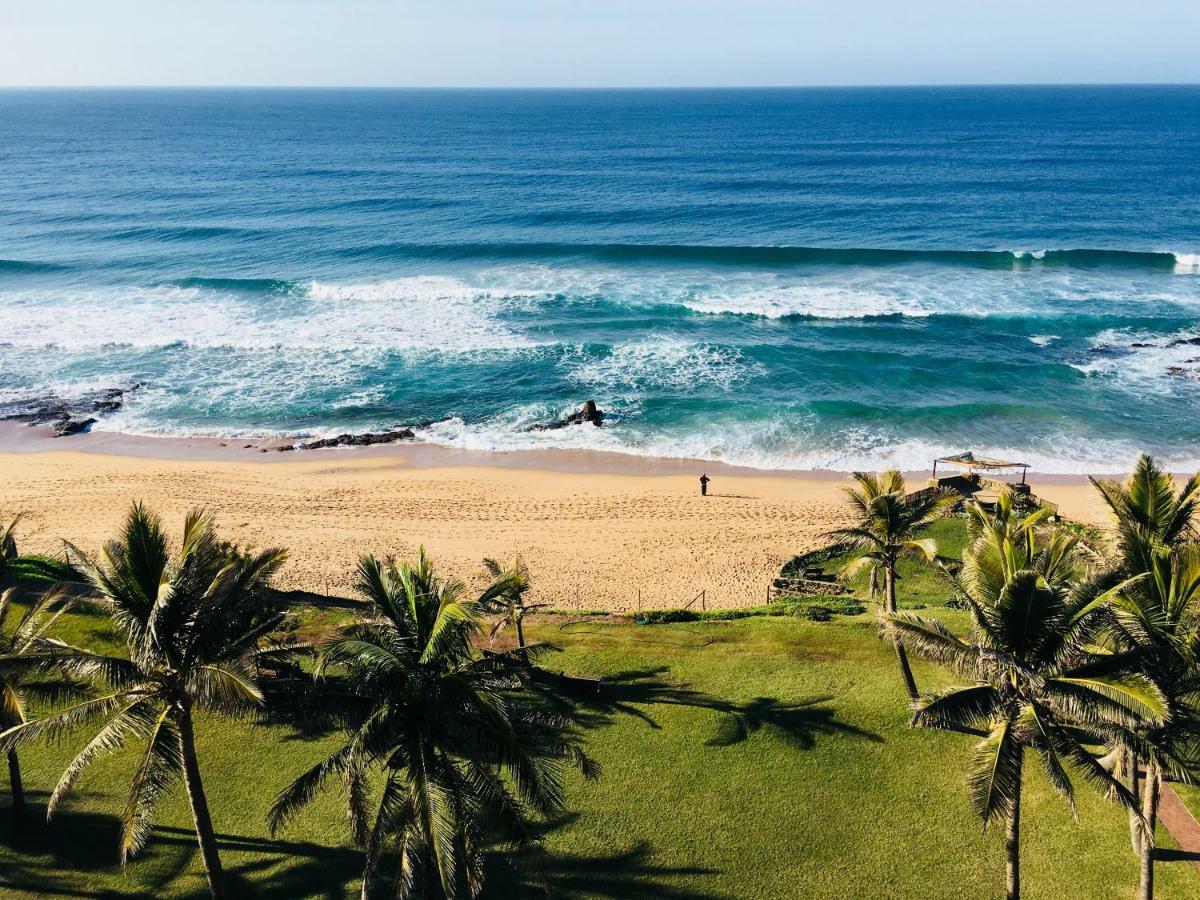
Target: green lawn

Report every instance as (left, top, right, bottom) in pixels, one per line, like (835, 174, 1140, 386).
(814, 515, 969, 609)
(1, 596, 1197, 898)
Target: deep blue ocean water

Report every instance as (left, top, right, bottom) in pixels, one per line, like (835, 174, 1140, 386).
(1, 86, 1199, 471)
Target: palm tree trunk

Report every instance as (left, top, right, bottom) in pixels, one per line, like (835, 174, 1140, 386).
(1006, 758, 1022, 900)
(6, 749, 24, 823)
(885, 565, 919, 701)
(1139, 759, 1159, 900)
(177, 706, 227, 900)
(1127, 748, 1143, 855)
(515, 613, 526, 649)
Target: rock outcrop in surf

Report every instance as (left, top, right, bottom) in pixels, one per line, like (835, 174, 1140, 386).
(525, 400, 604, 431)
(276, 429, 416, 451)
(0, 383, 145, 437)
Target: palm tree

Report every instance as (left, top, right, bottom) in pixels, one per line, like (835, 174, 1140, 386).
(827, 471, 956, 700)
(1091, 454, 1200, 576)
(0, 503, 287, 899)
(964, 488, 1054, 543)
(268, 548, 598, 899)
(480, 556, 544, 649)
(0, 585, 86, 823)
(1091, 456, 1200, 900)
(886, 523, 1163, 900)
(1105, 545, 1200, 900)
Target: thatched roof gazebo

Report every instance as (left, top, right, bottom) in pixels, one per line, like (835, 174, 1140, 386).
(931, 451, 1029, 484)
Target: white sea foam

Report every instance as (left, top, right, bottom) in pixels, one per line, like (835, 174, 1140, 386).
(1071, 328, 1200, 392)
(678, 283, 932, 319)
(1029, 335, 1060, 347)
(330, 388, 387, 409)
(565, 339, 759, 394)
(0, 278, 541, 354)
(1174, 252, 1200, 274)
(406, 412, 1193, 475)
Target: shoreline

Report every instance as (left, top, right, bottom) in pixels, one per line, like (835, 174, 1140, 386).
(0, 420, 1130, 484)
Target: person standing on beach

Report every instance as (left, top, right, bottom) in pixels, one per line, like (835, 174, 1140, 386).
(700, 473, 710, 496)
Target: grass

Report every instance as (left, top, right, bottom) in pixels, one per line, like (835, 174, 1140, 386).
(1, 589, 1198, 898)
(810, 515, 970, 610)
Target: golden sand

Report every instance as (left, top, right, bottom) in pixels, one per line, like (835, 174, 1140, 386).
(0, 449, 1108, 611)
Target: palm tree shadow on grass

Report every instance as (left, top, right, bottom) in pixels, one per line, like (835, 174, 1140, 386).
(150, 826, 364, 900)
(0, 672, 867, 900)
(482, 823, 724, 899)
(0, 791, 362, 900)
(546, 666, 882, 748)
(0, 792, 197, 898)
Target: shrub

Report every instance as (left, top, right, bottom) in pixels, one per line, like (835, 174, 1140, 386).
(633, 596, 865, 626)
(778, 543, 852, 578)
(635, 609, 701, 624)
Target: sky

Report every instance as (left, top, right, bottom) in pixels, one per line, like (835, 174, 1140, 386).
(2, 0, 1198, 88)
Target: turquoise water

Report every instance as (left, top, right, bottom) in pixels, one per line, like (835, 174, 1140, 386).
(1, 87, 1198, 471)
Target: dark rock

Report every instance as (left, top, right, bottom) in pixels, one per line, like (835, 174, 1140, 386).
(277, 428, 416, 452)
(1, 381, 145, 436)
(526, 400, 604, 432)
(53, 417, 96, 436)
(1168, 337, 1200, 348)
(1130, 342, 1153, 348)
(1166, 366, 1199, 380)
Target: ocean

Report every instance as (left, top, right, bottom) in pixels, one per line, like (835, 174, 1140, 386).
(1, 86, 1198, 472)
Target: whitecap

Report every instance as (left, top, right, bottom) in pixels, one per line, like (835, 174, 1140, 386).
(1174, 252, 1200, 274)
(564, 339, 759, 394)
(0, 278, 542, 354)
(1071, 328, 1200, 392)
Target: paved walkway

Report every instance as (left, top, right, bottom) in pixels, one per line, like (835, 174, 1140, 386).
(1158, 783, 1200, 872)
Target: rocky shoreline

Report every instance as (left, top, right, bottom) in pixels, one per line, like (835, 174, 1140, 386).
(0, 383, 145, 436)
(0, 389, 609, 450)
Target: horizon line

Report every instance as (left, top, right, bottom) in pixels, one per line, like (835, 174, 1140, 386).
(2, 81, 1199, 91)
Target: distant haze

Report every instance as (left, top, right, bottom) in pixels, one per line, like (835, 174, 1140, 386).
(2, 0, 1198, 87)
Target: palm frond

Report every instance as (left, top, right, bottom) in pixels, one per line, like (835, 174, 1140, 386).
(886, 612, 978, 671)
(913, 684, 999, 731)
(48, 700, 160, 818)
(119, 708, 182, 864)
(966, 714, 1022, 827)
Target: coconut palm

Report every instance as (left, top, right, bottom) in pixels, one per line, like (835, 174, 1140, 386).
(827, 471, 956, 699)
(0, 503, 288, 899)
(480, 556, 545, 649)
(1091, 456, 1200, 900)
(886, 524, 1163, 900)
(964, 488, 1053, 543)
(1091, 454, 1200, 577)
(0, 585, 86, 823)
(1104, 545, 1200, 900)
(0, 514, 82, 584)
(268, 548, 598, 899)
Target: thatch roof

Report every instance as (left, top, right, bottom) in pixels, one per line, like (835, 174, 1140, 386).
(934, 451, 1029, 471)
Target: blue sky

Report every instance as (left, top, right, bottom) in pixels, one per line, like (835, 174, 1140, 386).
(2, 0, 1198, 87)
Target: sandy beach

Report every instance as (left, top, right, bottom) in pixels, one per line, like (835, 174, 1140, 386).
(0, 436, 1114, 611)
